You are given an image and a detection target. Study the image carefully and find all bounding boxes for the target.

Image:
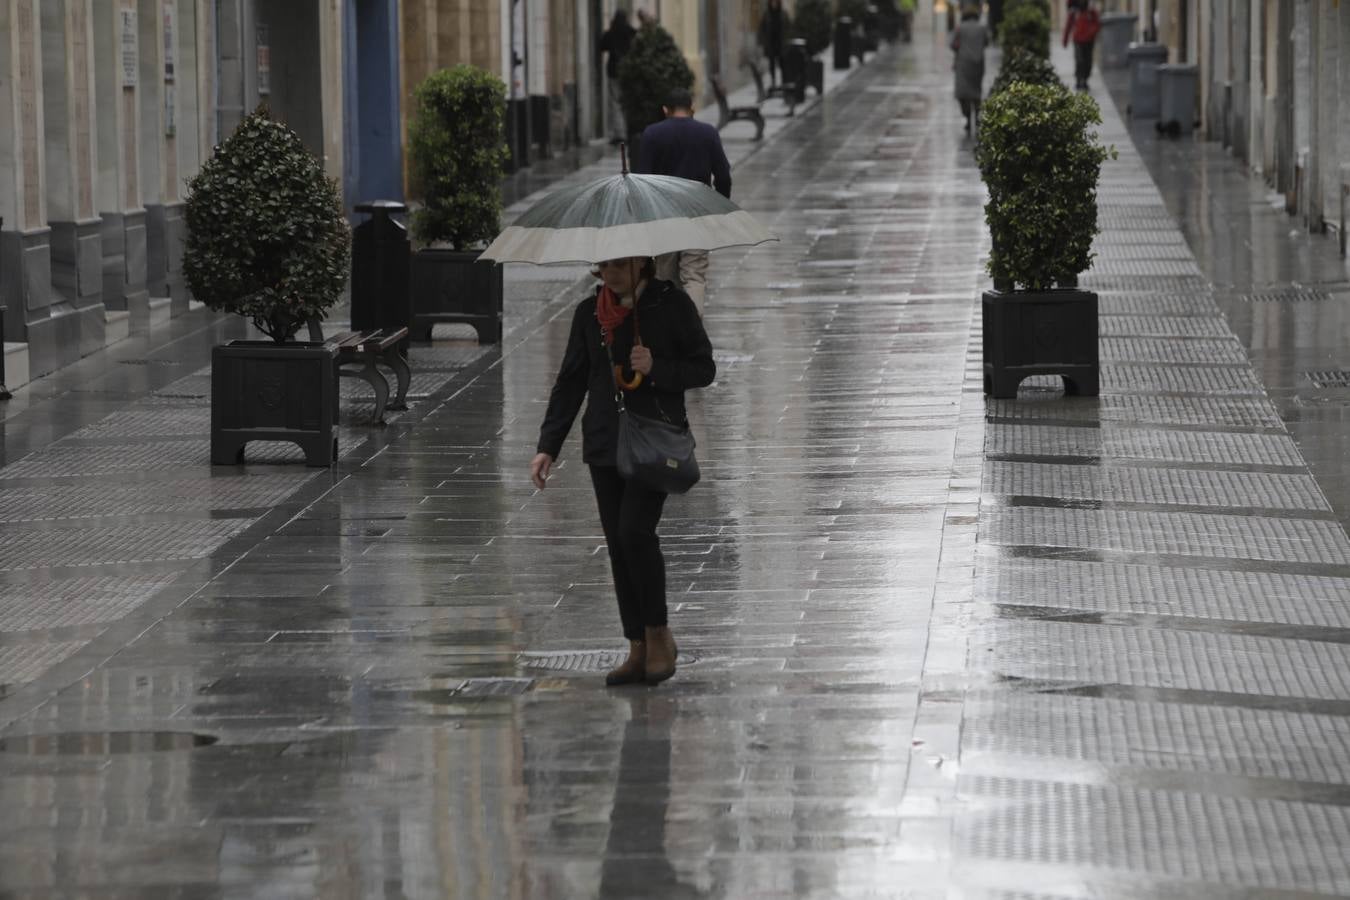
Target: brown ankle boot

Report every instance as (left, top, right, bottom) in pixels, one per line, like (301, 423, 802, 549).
(605, 640, 646, 686)
(644, 626, 677, 685)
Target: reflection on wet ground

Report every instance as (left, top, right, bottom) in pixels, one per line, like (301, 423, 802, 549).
(2, 23, 1350, 900)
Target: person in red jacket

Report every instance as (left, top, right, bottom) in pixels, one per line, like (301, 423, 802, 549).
(1063, 0, 1102, 91)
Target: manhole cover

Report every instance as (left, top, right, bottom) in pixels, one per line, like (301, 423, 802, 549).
(1304, 370, 1350, 389)
(0, 731, 218, 755)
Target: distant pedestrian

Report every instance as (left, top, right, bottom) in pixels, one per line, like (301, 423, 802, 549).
(634, 88, 732, 316)
(1063, 0, 1102, 90)
(530, 257, 715, 687)
(599, 10, 637, 144)
(758, 0, 789, 87)
(950, 6, 988, 135)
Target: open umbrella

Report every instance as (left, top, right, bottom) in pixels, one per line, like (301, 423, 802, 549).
(481, 147, 776, 265)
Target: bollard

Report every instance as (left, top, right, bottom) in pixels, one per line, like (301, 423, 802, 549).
(1341, 164, 1349, 259)
(833, 16, 853, 70)
(0, 304, 9, 401)
(781, 39, 809, 105)
(351, 200, 411, 354)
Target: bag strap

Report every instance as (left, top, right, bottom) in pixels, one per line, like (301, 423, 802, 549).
(599, 314, 676, 425)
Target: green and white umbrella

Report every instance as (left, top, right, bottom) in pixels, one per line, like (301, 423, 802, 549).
(481, 158, 775, 265)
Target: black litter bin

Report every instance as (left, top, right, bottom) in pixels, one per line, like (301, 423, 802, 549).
(351, 201, 411, 353)
(833, 16, 853, 70)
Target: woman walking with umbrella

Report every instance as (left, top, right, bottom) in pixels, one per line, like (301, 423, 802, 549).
(486, 151, 774, 686)
(530, 257, 712, 685)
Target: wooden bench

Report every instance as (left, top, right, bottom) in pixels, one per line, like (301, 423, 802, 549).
(308, 320, 411, 425)
(745, 58, 799, 116)
(709, 74, 765, 140)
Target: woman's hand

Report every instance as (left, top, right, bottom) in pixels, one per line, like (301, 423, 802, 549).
(530, 452, 554, 490)
(629, 343, 653, 376)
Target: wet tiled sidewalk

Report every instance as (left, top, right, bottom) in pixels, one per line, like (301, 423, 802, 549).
(3, 29, 1350, 900)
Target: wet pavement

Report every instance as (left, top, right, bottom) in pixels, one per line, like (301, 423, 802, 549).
(3, 26, 1350, 900)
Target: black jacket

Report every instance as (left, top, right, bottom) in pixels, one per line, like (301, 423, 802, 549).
(537, 280, 715, 467)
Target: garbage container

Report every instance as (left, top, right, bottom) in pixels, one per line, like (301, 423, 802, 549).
(782, 38, 809, 104)
(1099, 13, 1137, 69)
(351, 201, 411, 351)
(1126, 43, 1168, 119)
(833, 16, 853, 70)
(1157, 64, 1198, 136)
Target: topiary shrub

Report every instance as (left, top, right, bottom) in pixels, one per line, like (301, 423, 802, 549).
(618, 23, 695, 140)
(183, 107, 349, 343)
(999, 4, 1051, 59)
(990, 47, 1063, 96)
(975, 82, 1115, 291)
(407, 65, 509, 250)
(793, 0, 833, 56)
(1003, 0, 1051, 17)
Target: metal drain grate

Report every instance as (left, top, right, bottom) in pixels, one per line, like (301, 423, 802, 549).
(1240, 289, 1332, 303)
(518, 650, 625, 672)
(118, 358, 183, 366)
(1304, 370, 1350, 389)
(453, 677, 535, 697)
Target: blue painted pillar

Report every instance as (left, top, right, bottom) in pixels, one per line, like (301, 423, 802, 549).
(343, 0, 404, 211)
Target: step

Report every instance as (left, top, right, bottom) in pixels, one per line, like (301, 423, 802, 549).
(3, 341, 30, 391)
(105, 309, 131, 347)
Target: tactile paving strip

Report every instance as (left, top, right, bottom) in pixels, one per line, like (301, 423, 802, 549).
(0, 519, 255, 571)
(1086, 259, 1205, 277)
(984, 506, 1350, 564)
(1099, 337, 1248, 364)
(0, 474, 305, 522)
(988, 395, 1284, 428)
(985, 425, 1305, 466)
(66, 407, 212, 439)
(977, 557, 1350, 626)
(985, 460, 1330, 511)
(339, 372, 447, 401)
(963, 693, 1350, 785)
(0, 641, 88, 686)
(516, 650, 625, 672)
(0, 440, 211, 478)
(974, 619, 1350, 699)
(1099, 365, 1263, 395)
(957, 775, 1350, 892)
(1097, 294, 1223, 317)
(1099, 316, 1233, 338)
(408, 344, 491, 371)
(0, 574, 179, 631)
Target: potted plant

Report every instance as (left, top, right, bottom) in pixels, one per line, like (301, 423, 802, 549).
(974, 82, 1114, 398)
(990, 47, 1063, 96)
(999, 3, 1051, 59)
(617, 21, 695, 160)
(407, 65, 510, 344)
(183, 107, 350, 466)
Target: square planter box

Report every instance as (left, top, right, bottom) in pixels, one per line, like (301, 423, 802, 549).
(211, 340, 339, 467)
(982, 288, 1099, 398)
(410, 248, 504, 344)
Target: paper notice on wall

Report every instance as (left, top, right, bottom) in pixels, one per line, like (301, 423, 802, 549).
(163, 2, 176, 81)
(257, 24, 270, 95)
(120, 9, 138, 87)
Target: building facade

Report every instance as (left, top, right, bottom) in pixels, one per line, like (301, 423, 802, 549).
(1, 0, 779, 386)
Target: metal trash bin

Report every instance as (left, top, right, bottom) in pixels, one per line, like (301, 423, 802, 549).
(833, 16, 853, 70)
(1156, 64, 1198, 136)
(1099, 13, 1137, 69)
(1126, 43, 1168, 119)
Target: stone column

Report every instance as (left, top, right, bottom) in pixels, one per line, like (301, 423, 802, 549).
(0, 0, 54, 369)
(92, 0, 150, 320)
(138, 0, 185, 306)
(42, 0, 107, 361)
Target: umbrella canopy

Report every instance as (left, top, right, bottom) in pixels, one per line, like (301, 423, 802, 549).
(481, 172, 776, 265)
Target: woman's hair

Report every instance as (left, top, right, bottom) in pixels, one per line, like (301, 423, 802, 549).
(590, 256, 657, 281)
(610, 9, 629, 28)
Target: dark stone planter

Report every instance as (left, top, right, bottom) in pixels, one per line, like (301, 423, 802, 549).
(410, 248, 504, 344)
(982, 288, 1099, 398)
(211, 340, 339, 467)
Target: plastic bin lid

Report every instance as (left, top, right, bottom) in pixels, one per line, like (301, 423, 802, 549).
(1157, 64, 1198, 74)
(1127, 42, 1169, 56)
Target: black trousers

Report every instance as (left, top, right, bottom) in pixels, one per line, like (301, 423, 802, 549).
(765, 52, 781, 85)
(1074, 41, 1095, 85)
(589, 465, 669, 640)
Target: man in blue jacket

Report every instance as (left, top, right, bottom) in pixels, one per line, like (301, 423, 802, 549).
(635, 88, 731, 315)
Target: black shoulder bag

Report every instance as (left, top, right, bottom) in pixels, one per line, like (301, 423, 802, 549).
(601, 313, 701, 495)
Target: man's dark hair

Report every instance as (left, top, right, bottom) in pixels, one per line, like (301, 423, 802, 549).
(664, 88, 693, 111)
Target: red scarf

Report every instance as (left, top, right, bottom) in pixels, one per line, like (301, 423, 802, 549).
(596, 285, 634, 345)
